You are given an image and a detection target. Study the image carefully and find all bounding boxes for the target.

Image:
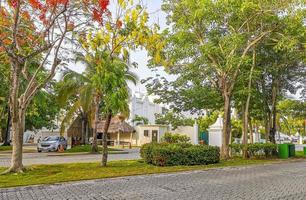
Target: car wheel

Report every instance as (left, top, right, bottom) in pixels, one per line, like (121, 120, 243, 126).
(38, 150, 42, 153)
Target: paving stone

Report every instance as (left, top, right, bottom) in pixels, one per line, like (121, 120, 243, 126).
(1, 161, 306, 200)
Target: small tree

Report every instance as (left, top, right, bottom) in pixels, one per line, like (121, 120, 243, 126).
(80, 0, 163, 166)
(132, 115, 149, 125)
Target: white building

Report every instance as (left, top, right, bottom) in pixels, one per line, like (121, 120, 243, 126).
(134, 123, 199, 146)
(208, 115, 223, 147)
(129, 92, 163, 125)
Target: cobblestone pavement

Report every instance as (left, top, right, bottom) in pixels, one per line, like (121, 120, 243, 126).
(1, 161, 306, 200)
(0, 149, 140, 167)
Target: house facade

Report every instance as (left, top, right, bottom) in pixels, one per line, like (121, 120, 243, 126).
(134, 123, 199, 146)
(129, 92, 163, 125)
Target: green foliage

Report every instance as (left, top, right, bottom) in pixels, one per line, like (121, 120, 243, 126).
(140, 143, 220, 166)
(229, 143, 243, 156)
(57, 50, 137, 133)
(231, 119, 243, 139)
(155, 111, 194, 129)
(198, 111, 219, 132)
(230, 143, 277, 158)
(161, 132, 190, 144)
(132, 115, 149, 125)
(147, 0, 306, 152)
(0, 60, 59, 132)
(277, 99, 306, 135)
(26, 90, 60, 131)
(0, 146, 12, 152)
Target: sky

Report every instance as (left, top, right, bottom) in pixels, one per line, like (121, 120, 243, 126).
(128, 0, 171, 93)
(68, 0, 173, 95)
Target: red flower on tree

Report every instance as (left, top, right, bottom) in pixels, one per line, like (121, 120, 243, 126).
(99, 0, 109, 11)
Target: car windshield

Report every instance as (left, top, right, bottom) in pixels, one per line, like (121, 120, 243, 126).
(43, 136, 59, 141)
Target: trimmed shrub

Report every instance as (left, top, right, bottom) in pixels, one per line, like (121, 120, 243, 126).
(140, 143, 220, 166)
(229, 143, 243, 155)
(162, 132, 191, 144)
(229, 143, 277, 158)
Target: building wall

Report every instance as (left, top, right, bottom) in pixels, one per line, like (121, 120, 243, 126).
(170, 126, 196, 144)
(135, 125, 169, 146)
(108, 132, 138, 146)
(129, 93, 163, 125)
(134, 124, 199, 146)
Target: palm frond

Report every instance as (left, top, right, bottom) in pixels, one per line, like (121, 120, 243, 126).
(60, 100, 81, 135)
(125, 70, 138, 85)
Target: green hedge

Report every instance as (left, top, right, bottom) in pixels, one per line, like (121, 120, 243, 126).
(229, 143, 277, 158)
(161, 132, 191, 143)
(140, 143, 220, 166)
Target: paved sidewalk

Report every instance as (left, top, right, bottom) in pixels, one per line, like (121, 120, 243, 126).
(1, 161, 306, 200)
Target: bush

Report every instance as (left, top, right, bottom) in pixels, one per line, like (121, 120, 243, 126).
(229, 143, 277, 158)
(140, 143, 219, 166)
(162, 132, 190, 144)
(229, 143, 243, 155)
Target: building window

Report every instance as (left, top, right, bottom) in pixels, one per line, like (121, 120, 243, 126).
(144, 130, 149, 137)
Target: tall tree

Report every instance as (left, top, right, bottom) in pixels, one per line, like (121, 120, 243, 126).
(0, 0, 110, 173)
(157, 0, 304, 159)
(57, 51, 137, 153)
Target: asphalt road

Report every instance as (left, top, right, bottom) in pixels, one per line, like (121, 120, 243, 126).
(1, 160, 306, 200)
(0, 149, 140, 167)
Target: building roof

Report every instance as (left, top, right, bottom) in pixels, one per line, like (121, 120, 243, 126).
(97, 116, 135, 134)
(66, 116, 84, 137)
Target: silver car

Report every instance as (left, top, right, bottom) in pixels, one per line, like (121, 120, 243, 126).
(37, 136, 67, 152)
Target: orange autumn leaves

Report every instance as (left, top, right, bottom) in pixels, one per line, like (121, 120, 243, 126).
(0, 6, 44, 50)
(6, 0, 109, 25)
(0, 0, 111, 53)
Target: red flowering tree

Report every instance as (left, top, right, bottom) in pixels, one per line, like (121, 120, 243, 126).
(0, 0, 110, 173)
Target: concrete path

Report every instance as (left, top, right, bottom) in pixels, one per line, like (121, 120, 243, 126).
(1, 160, 306, 199)
(0, 149, 140, 167)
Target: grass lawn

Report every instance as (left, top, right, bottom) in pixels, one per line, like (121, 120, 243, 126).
(0, 158, 286, 188)
(64, 145, 123, 153)
(295, 151, 306, 157)
(0, 146, 12, 151)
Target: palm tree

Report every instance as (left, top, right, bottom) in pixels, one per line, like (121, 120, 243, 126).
(97, 53, 138, 166)
(57, 70, 94, 147)
(57, 50, 137, 154)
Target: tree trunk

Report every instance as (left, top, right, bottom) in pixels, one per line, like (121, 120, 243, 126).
(91, 95, 99, 153)
(264, 113, 271, 141)
(249, 119, 253, 144)
(85, 122, 89, 144)
(242, 48, 255, 158)
(5, 60, 25, 173)
(269, 103, 277, 144)
(101, 112, 112, 167)
(221, 94, 231, 160)
(242, 104, 248, 159)
(269, 77, 279, 144)
(3, 106, 11, 146)
(5, 109, 25, 173)
(81, 118, 85, 145)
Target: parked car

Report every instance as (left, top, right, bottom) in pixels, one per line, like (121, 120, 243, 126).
(37, 136, 67, 152)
